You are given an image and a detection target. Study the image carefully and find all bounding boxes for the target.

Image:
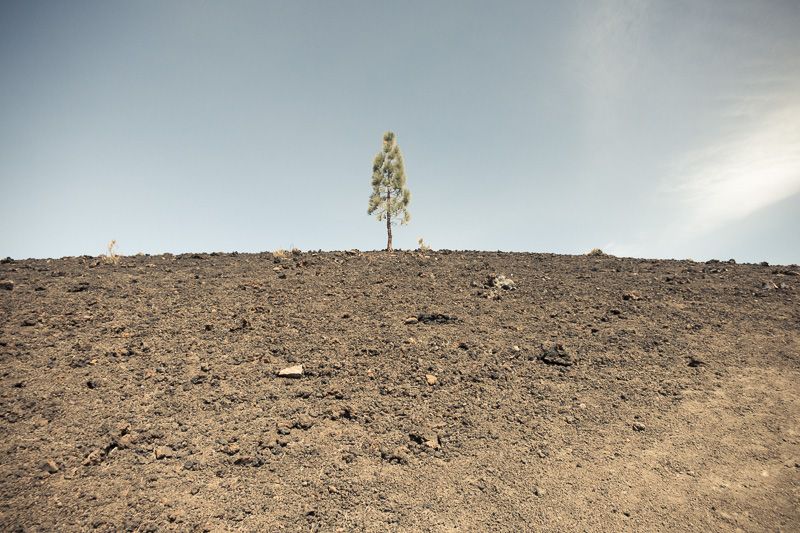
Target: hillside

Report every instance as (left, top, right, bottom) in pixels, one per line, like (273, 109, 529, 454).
(1, 250, 798, 532)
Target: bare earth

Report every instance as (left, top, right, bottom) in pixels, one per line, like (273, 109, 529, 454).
(1, 250, 798, 532)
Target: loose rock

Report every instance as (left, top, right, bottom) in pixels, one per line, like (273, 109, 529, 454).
(278, 365, 304, 379)
(293, 415, 315, 430)
(417, 313, 458, 325)
(0, 280, 14, 290)
(42, 459, 59, 474)
(233, 455, 264, 467)
(486, 274, 516, 291)
(687, 357, 707, 368)
(154, 446, 173, 459)
(538, 343, 574, 367)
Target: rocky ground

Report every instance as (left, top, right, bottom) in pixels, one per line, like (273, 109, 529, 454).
(0, 250, 798, 532)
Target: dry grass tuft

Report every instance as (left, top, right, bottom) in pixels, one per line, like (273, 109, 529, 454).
(102, 240, 120, 264)
(418, 238, 431, 252)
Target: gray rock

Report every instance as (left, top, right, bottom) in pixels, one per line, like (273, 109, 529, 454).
(486, 274, 516, 291)
(539, 343, 574, 367)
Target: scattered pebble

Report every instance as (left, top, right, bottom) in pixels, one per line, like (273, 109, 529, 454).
(425, 374, 438, 386)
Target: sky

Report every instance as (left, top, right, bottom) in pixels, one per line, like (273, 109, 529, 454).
(1, 0, 799, 264)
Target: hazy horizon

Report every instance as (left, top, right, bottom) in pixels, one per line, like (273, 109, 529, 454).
(1, 0, 799, 264)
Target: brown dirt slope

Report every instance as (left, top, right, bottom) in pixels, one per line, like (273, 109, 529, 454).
(1, 251, 798, 532)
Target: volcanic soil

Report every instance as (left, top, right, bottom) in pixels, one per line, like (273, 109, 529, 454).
(1, 250, 798, 532)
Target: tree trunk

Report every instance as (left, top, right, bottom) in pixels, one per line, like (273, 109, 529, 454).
(385, 190, 393, 251)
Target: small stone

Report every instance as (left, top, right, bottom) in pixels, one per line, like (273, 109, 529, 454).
(416, 313, 458, 324)
(0, 280, 14, 290)
(43, 459, 59, 474)
(425, 374, 438, 386)
(404, 317, 418, 325)
(221, 444, 240, 456)
(278, 365, 304, 379)
(292, 415, 315, 430)
(622, 291, 641, 301)
(687, 357, 707, 368)
(154, 446, 173, 460)
(82, 449, 104, 466)
(233, 455, 264, 467)
(539, 343, 574, 367)
(381, 447, 408, 464)
(486, 274, 516, 290)
(532, 486, 544, 497)
(512, 345, 521, 352)
(632, 422, 646, 432)
(410, 430, 440, 450)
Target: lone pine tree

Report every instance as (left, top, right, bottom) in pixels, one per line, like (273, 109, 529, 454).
(368, 131, 411, 251)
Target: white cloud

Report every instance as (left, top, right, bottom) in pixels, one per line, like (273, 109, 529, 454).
(667, 102, 800, 231)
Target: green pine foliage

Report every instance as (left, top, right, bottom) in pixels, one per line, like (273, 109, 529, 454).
(368, 131, 410, 251)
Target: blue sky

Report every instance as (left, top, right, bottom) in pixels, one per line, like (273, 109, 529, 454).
(1, 0, 799, 263)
